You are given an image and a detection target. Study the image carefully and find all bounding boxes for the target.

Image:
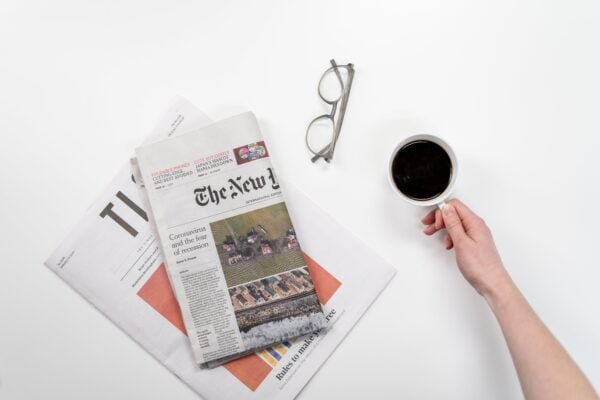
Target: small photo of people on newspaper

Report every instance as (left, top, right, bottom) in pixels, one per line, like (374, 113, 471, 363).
(210, 202, 324, 348)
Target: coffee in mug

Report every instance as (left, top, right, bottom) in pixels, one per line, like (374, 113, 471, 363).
(388, 135, 457, 208)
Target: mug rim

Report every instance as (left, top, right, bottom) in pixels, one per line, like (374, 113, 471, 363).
(388, 134, 458, 207)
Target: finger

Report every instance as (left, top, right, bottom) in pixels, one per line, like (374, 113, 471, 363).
(448, 199, 484, 235)
(441, 203, 467, 242)
(421, 210, 436, 225)
(423, 223, 438, 236)
(443, 234, 454, 249)
(434, 209, 444, 230)
(423, 219, 446, 235)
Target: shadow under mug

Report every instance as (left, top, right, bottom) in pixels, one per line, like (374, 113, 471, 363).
(387, 134, 458, 209)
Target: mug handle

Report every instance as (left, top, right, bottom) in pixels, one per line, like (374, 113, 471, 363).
(437, 200, 447, 210)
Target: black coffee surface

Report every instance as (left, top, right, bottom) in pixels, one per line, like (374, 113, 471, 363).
(392, 140, 452, 200)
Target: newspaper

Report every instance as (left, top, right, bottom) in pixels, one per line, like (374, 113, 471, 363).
(135, 112, 326, 366)
(45, 97, 396, 399)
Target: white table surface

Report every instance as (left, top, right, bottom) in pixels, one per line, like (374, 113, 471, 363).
(1, 1, 599, 399)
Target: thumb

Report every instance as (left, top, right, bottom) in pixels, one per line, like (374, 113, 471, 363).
(442, 203, 467, 242)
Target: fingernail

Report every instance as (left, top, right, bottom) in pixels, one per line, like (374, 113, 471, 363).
(442, 204, 453, 215)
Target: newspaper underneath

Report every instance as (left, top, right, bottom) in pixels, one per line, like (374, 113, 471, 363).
(45, 97, 396, 399)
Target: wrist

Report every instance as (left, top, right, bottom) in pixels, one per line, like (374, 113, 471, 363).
(481, 267, 518, 310)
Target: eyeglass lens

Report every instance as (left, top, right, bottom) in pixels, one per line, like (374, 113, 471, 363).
(318, 66, 350, 104)
(306, 116, 335, 156)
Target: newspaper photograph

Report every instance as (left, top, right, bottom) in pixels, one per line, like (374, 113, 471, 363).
(213, 204, 323, 349)
(135, 112, 326, 366)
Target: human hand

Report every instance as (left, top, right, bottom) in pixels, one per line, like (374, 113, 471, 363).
(421, 199, 509, 297)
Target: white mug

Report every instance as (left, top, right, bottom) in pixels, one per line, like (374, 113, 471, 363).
(388, 134, 458, 209)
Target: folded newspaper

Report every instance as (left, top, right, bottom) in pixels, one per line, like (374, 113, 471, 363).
(45, 97, 396, 399)
(135, 113, 326, 367)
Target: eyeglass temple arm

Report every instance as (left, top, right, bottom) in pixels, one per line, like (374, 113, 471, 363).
(329, 65, 354, 155)
(311, 148, 330, 163)
(314, 64, 354, 163)
(331, 59, 344, 87)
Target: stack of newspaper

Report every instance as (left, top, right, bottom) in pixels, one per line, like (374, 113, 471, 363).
(45, 98, 396, 399)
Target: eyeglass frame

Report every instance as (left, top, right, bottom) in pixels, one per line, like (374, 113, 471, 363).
(306, 59, 355, 163)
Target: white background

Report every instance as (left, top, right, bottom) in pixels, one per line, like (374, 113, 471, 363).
(1, 1, 599, 399)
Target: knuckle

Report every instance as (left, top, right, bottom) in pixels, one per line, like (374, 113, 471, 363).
(469, 215, 486, 228)
(478, 218, 491, 232)
(446, 219, 462, 230)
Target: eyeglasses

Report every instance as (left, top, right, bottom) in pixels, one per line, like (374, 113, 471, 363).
(306, 59, 354, 163)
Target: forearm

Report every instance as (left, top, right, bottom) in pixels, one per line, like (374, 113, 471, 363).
(485, 274, 597, 400)
(427, 201, 597, 398)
